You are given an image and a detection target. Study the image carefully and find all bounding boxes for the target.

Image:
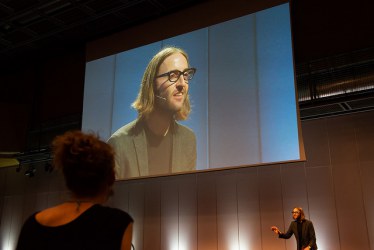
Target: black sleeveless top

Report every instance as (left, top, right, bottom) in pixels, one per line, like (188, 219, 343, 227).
(16, 204, 133, 250)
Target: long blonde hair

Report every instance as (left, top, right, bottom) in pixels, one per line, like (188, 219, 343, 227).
(131, 46, 192, 120)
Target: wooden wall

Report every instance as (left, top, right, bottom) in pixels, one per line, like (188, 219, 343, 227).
(1, 110, 374, 250)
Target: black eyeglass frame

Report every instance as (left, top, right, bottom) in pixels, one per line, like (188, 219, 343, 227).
(156, 68, 196, 83)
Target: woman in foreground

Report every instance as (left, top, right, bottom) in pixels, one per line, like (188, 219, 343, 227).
(17, 130, 133, 250)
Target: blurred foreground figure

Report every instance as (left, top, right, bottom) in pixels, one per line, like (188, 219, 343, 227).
(17, 130, 133, 250)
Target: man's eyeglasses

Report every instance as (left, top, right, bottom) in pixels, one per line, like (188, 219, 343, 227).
(156, 68, 196, 83)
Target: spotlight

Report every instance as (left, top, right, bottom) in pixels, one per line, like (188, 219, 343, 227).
(25, 165, 36, 177)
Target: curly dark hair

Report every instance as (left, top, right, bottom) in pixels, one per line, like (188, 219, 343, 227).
(52, 130, 115, 198)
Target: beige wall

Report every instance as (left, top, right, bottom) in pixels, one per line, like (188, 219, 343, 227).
(1, 110, 374, 250)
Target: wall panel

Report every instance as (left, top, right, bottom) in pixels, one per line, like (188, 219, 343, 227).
(327, 115, 359, 165)
(216, 172, 239, 250)
(111, 180, 130, 210)
(1, 196, 23, 250)
(333, 162, 369, 250)
(302, 118, 330, 167)
(3, 166, 26, 196)
(307, 166, 340, 250)
(281, 162, 308, 250)
(1, 111, 374, 250)
(281, 162, 309, 209)
(361, 161, 374, 250)
(127, 181, 145, 250)
(143, 180, 161, 250)
(258, 165, 285, 250)
(356, 117, 374, 162)
(161, 177, 179, 250)
(178, 175, 198, 250)
(236, 167, 261, 250)
(197, 172, 217, 250)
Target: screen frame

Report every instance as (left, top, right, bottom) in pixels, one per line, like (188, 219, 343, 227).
(83, 1, 306, 180)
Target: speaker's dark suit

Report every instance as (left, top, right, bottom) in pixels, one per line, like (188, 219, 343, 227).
(279, 219, 318, 250)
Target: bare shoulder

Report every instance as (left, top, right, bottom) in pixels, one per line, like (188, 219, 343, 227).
(35, 203, 93, 227)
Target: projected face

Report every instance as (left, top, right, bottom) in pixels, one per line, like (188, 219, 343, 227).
(83, 3, 303, 179)
(155, 53, 190, 113)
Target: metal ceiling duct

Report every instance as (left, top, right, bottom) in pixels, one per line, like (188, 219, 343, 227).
(296, 47, 374, 120)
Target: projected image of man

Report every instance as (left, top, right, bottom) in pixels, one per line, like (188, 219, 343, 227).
(108, 46, 197, 179)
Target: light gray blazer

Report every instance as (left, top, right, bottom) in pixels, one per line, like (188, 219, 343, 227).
(108, 119, 196, 179)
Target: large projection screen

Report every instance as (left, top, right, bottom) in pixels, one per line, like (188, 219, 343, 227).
(82, 3, 304, 179)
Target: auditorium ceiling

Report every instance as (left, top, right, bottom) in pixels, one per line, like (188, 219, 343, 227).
(1, 0, 373, 71)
